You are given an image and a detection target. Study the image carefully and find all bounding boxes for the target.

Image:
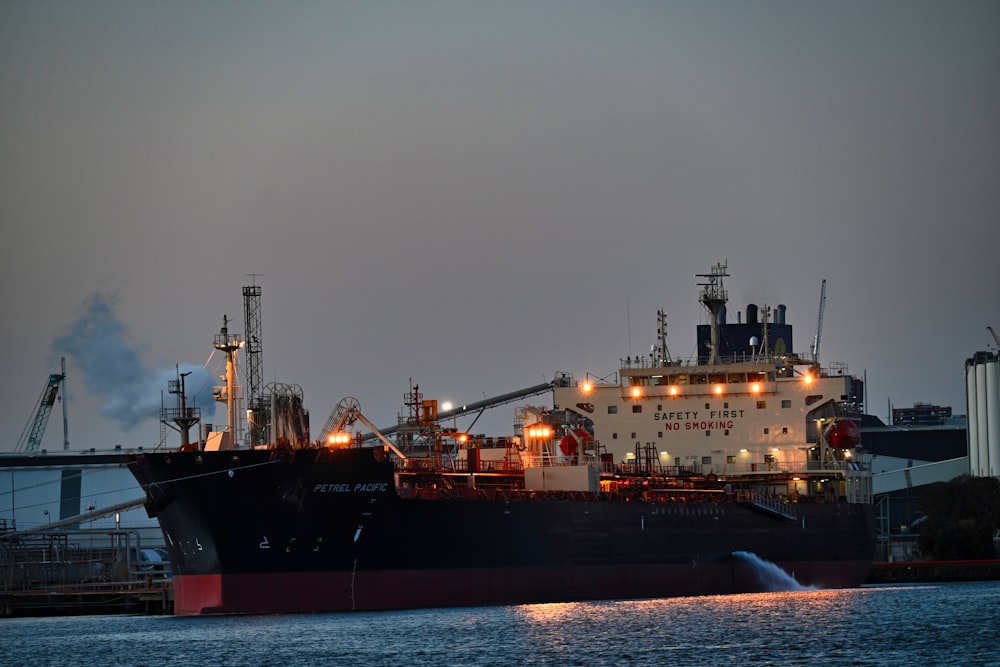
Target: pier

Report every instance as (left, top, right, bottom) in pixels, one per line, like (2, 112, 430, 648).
(1, 522, 173, 617)
(2, 579, 173, 617)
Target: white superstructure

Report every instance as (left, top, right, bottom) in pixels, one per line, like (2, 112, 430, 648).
(541, 263, 866, 485)
(554, 357, 857, 475)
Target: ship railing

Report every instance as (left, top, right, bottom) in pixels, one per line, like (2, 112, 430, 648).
(519, 453, 603, 469)
(804, 459, 863, 473)
(692, 456, 871, 478)
(618, 351, 817, 370)
(394, 457, 525, 474)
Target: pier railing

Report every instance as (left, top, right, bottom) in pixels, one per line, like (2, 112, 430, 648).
(0, 528, 169, 593)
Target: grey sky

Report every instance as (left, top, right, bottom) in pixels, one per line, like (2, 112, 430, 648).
(2, 1, 998, 450)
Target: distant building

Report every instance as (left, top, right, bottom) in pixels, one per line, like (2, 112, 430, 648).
(892, 403, 953, 427)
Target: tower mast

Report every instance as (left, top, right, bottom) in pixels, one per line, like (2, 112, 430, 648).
(243, 277, 265, 447)
(213, 315, 242, 449)
(696, 262, 729, 365)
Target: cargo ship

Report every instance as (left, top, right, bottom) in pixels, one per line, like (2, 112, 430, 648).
(127, 263, 876, 615)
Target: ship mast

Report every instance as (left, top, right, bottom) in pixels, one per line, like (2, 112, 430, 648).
(656, 309, 673, 366)
(162, 365, 201, 448)
(214, 315, 242, 449)
(696, 262, 729, 365)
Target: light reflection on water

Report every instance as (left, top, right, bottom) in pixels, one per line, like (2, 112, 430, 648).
(3, 582, 999, 667)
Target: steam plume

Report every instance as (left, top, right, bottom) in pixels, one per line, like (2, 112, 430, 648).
(53, 293, 215, 431)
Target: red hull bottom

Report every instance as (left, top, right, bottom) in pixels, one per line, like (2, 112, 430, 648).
(173, 561, 873, 615)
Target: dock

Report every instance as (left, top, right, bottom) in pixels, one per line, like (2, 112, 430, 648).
(1, 520, 174, 617)
(1, 578, 172, 617)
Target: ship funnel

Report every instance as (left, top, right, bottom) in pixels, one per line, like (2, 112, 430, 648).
(746, 304, 758, 324)
(775, 304, 786, 325)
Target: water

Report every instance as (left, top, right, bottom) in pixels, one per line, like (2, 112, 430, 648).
(3, 582, 1000, 666)
(732, 550, 815, 591)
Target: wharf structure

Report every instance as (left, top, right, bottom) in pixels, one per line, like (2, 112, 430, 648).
(0, 452, 171, 616)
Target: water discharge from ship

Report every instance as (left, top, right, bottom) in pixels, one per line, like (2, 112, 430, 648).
(732, 551, 815, 592)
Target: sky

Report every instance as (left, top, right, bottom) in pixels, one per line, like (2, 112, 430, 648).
(1, 0, 998, 452)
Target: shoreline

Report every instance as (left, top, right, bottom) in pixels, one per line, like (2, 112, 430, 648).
(865, 559, 1000, 584)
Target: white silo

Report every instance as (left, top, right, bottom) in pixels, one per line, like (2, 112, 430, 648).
(967, 360, 980, 475)
(967, 351, 1000, 479)
(976, 360, 990, 476)
(987, 356, 1000, 478)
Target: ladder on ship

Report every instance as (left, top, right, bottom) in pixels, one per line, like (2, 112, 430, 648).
(737, 489, 798, 521)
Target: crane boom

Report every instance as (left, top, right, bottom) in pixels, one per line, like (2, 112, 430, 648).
(319, 396, 407, 459)
(811, 279, 827, 363)
(17, 371, 66, 453)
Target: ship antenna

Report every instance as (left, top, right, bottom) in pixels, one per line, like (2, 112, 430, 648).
(626, 298, 632, 358)
(760, 304, 770, 360)
(695, 261, 729, 365)
(656, 309, 673, 366)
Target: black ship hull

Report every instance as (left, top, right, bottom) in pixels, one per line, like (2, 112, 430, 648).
(128, 447, 876, 615)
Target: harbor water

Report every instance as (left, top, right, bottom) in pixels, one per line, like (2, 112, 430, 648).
(3, 581, 999, 666)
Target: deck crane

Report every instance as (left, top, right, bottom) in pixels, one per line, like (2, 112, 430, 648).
(811, 279, 827, 363)
(319, 396, 407, 459)
(16, 359, 67, 453)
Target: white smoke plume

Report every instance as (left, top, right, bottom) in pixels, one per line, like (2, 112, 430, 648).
(53, 293, 215, 431)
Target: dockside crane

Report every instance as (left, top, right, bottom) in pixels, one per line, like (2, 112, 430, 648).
(811, 279, 827, 363)
(17, 359, 67, 453)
